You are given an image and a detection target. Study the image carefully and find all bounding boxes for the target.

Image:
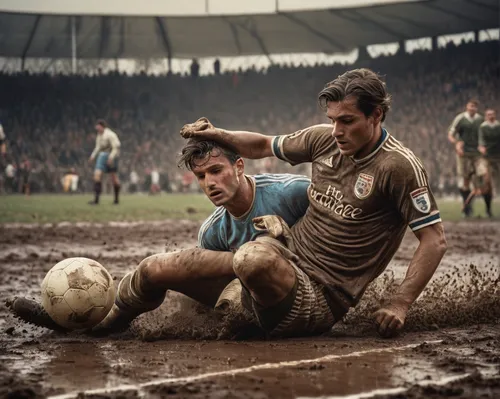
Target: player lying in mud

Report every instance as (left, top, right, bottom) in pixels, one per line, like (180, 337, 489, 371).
(9, 138, 312, 336)
(9, 68, 447, 339)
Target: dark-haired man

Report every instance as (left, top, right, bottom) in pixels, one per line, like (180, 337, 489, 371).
(9, 139, 311, 334)
(180, 68, 447, 338)
(88, 119, 121, 205)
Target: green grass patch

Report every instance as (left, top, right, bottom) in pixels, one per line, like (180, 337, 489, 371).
(436, 198, 499, 222)
(0, 194, 215, 223)
(0, 194, 498, 224)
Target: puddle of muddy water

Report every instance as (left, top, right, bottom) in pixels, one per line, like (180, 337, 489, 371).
(37, 335, 498, 399)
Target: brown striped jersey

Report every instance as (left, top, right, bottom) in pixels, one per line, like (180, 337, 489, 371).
(271, 124, 442, 310)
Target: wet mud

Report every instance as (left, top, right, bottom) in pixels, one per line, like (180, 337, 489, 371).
(0, 220, 499, 398)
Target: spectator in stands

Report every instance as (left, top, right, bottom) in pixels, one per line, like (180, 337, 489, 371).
(190, 59, 200, 78)
(0, 41, 497, 196)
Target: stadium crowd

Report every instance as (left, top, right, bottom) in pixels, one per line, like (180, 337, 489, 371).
(0, 40, 497, 195)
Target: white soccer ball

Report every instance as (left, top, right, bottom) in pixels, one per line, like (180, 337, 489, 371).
(41, 257, 115, 330)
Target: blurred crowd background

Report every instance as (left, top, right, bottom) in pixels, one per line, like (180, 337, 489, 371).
(0, 40, 498, 195)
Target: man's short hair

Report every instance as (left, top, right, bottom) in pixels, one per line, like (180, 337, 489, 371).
(318, 68, 392, 122)
(468, 99, 479, 106)
(178, 139, 241, 171)
(96, 119, 107, 128)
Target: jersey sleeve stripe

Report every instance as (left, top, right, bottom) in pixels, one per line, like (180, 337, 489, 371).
(387, 137, 427, 182)
(254, 174, 310, 184)
(391, 138, 426, 171)
(271, 136, 281, 158)
(283, 179, 311, 187)
(385, 138, 428, 186)
(271, 135, 293, 163)
(409, 212, 441, 231)
(383, 142, 426, 187)
(198, 208, 225, 246)
(449, 113, 464, 134)
(409, 210, 440, 224)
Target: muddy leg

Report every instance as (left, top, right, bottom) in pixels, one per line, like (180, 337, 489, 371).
(95, 249, 234, 332)
(136, 249, 235, 307)
(233, 241, 295, 307)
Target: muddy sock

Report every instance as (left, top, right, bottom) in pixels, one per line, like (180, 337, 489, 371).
(483, 193, 492, 215)
(115, 270, 166, 316)
(114, 184, 121, 203)
(94, 181, 102, 204)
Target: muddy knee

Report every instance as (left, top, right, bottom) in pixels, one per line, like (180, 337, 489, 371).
(136, 254, 168, 291)
(233, 242, 281, 285)
(93, 169, 103, 182)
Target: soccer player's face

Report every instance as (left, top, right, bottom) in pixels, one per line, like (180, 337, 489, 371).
(326, 97, 381, 158)
(192, 152, 243, 207)
(485, 110, 496, 122)
(95, 124, 104, 134)
(466, 102, 478, 116)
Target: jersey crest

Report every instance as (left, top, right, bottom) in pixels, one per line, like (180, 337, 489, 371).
(410, 187, 431, 214)
(354, 173, 374, 199)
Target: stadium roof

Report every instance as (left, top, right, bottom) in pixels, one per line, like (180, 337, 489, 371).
(0, 0, 497, 59)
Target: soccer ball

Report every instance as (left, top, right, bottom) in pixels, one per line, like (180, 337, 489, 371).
(41, 257, 115, 330)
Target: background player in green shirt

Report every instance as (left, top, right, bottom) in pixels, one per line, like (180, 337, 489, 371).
(478, 108, 500, 218)
(448, 100, 484, 217)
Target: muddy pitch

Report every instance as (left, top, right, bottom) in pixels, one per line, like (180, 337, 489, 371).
(0, 220, 499, 399)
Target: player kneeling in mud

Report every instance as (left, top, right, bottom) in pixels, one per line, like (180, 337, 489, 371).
(177, 69, 448, 338)
(9, 138, 312, 335)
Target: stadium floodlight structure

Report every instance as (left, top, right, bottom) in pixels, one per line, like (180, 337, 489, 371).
(0, 0, 498, 73)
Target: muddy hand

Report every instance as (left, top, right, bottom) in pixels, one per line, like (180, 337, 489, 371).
(180, 117, 215, 138)
(373, 303, 408, 338)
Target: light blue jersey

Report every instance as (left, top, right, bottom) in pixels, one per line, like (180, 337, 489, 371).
(198, 174, 310, 252)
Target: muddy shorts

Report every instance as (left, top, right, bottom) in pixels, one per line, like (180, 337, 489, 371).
(485, 158, 500, 194)
(95, 152, 118, 173)
(241, 235, 336, 338)
(456, 154, 482, 188)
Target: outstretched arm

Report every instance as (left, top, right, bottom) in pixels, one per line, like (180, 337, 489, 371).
(374, 222, 447, 337)
(180, 118, 274, 159)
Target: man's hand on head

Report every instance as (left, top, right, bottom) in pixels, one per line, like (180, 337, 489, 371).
(180, 117, 215, 139)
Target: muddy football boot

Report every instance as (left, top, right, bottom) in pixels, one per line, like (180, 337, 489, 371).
(89, 303, 137, 336)
(6, 297, 68, 332)
(91, 271, 165, 336)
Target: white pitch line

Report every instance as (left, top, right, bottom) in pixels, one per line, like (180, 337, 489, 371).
(297, 372, 473, 399)
(48, 340, 442, 399)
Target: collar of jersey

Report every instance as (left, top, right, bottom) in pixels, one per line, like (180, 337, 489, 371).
(228, 175, 256, 220)
(463, 112, 480, 122)
(349, 127, 389, 164)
